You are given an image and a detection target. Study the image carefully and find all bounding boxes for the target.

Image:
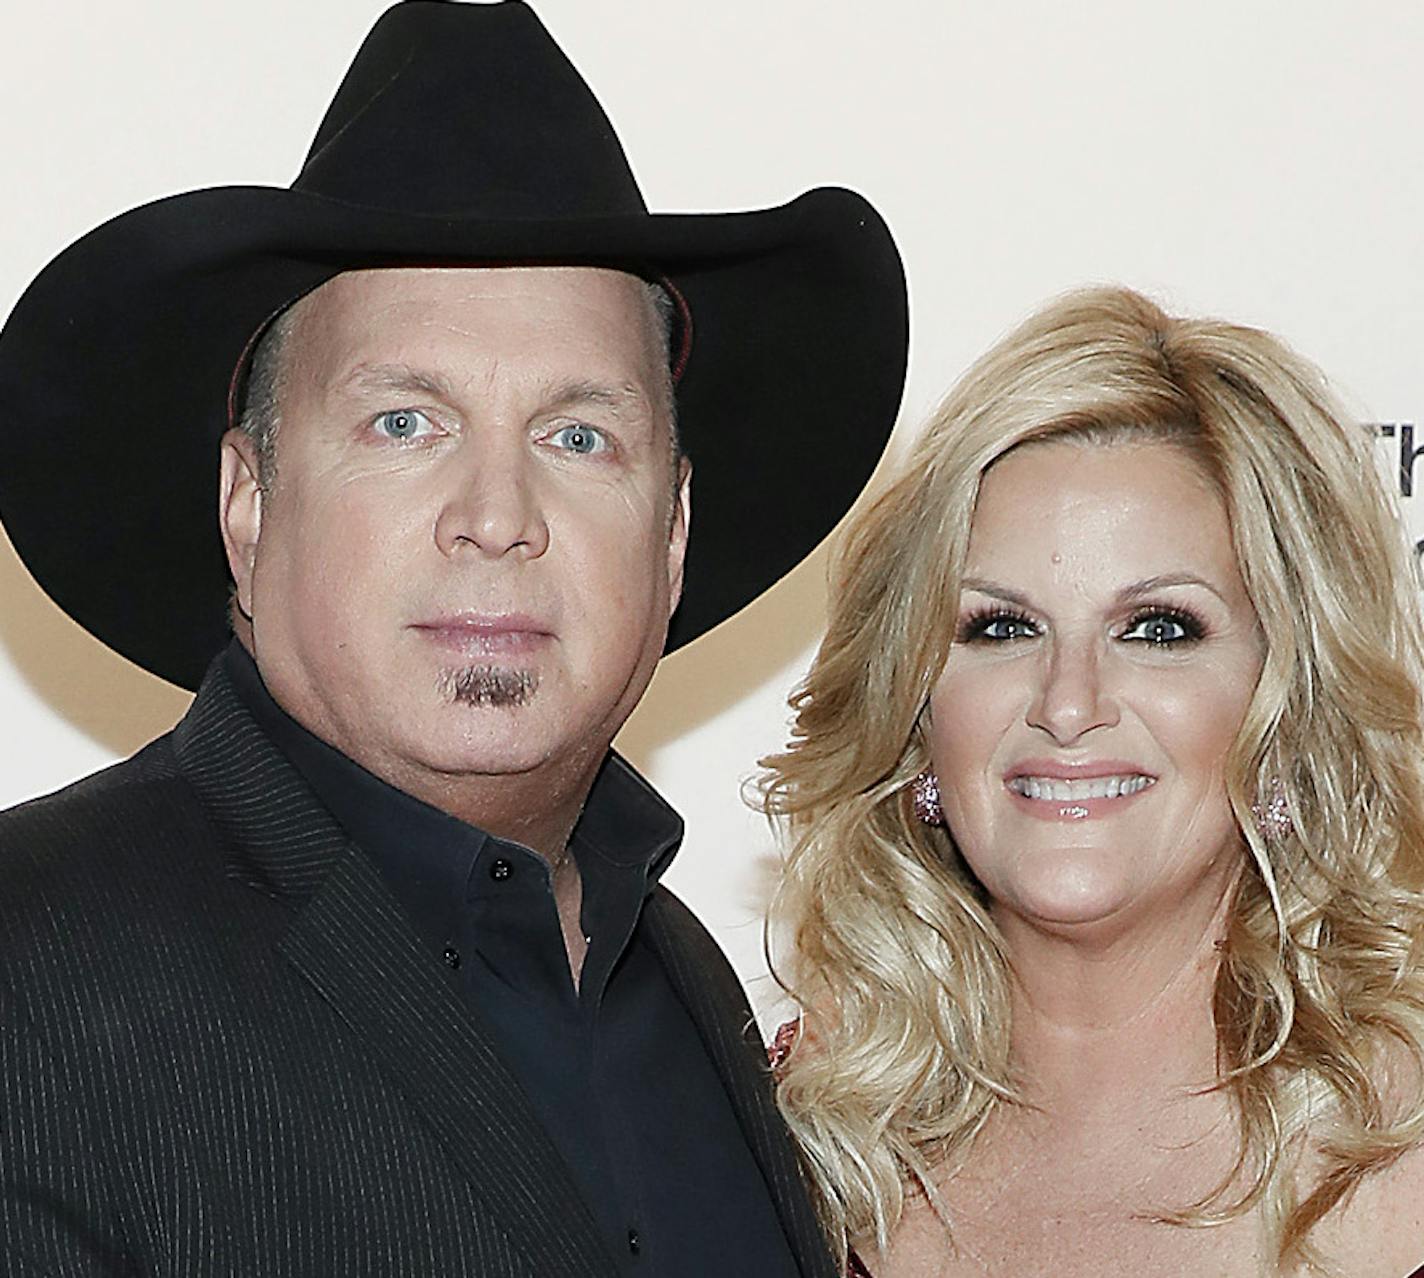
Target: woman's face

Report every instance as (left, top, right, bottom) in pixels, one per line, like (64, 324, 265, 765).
(927, 440, 1264, 940)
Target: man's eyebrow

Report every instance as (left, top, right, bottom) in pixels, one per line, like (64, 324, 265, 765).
(545, 378, 652, 417)
(341, 362, 460, 401)
(339, 367, 652, 417)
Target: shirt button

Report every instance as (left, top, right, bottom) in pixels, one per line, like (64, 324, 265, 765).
(442, 945, 461, 970)
(489, 858, 513, 882)
(627, 1227, 640, 1256)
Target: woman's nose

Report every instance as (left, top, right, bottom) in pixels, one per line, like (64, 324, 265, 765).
(1025, 638, 1119, 744)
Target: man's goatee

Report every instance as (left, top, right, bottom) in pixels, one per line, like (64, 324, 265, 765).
(439, 666, 540, 708)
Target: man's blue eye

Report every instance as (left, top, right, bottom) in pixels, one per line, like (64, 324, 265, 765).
(549, 424, 606, 455)
(374, 408, 435, 441)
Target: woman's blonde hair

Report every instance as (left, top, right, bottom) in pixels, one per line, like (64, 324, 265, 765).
(762, 286, 1424, 1269)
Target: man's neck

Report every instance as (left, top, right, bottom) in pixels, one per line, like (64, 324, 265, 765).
(377, 746, 603, 864)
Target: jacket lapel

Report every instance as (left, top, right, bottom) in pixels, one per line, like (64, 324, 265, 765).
(173, 659, 619, 1278)
(642, 890, 838, 1278)
(279, 848, 619, 1278)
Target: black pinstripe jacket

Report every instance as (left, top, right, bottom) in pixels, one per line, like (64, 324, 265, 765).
(0, 661, 835, 1277)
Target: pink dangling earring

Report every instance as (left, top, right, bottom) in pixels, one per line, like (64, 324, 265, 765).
(1251, 779, 1293, 841)
(911, 769, 945, 827)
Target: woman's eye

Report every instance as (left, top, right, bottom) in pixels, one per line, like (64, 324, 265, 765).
(548, 423, 609, 455)
(373, 408, 436, 441)
(1121, 611, 1202, 646)
(960, 610, 1039, 643)
(981, 616, 1036, 641)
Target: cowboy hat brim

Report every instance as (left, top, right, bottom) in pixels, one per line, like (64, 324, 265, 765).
(0, 181, 907, 690)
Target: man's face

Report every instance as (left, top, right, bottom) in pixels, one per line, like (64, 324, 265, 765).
(220, 266, 689, 792)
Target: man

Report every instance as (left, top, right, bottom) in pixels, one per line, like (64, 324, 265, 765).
(0, 3, 906, 1274)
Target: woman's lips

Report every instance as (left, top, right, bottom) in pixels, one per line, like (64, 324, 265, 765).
(409, 616, 554, 657)
(1002, 766, 1156, 822)
(1007, 774, 1153, 801)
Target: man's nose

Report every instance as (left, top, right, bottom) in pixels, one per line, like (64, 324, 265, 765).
(432, 439, 550, 560)
(1024, 637, 1119, 744)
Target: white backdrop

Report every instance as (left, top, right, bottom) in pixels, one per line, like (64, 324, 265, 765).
(2, 1, 1421, 1024)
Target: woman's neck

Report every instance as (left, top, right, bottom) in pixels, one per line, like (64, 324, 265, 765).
(997, 865, 1239, 1115)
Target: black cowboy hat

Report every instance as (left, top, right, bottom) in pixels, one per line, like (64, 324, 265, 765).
(0, 0, 907, 692)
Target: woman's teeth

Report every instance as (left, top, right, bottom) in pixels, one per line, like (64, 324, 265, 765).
(1007, 775, 1154, 801)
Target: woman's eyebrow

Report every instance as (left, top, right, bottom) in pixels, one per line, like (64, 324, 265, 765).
(1118, 573, 1228, 605)
(959, 573, 1229, 609)
(959, 578, 1033, 609)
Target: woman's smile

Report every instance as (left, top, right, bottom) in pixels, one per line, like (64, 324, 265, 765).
(1003, 763, 1157, 821)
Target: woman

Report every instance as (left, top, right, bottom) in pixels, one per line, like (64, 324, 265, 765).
(763, 287, 1424, 1276)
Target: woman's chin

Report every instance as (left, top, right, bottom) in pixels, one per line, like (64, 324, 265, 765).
(987, 855, 1142, 935)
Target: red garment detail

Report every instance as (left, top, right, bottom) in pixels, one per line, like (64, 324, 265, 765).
(768, 1019, 872, 1276)
(768, 1017, 799, 1073)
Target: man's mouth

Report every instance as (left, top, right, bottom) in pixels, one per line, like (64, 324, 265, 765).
(411, 614, 554, 655)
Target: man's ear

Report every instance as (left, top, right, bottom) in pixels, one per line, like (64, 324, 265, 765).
(219, 429, 264, 620)
(666, 456, 692, 615)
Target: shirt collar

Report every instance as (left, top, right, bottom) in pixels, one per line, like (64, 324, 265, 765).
(221, 640, 684, 911)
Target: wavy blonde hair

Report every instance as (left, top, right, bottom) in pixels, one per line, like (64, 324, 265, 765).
(762, 286, 1424, 1270)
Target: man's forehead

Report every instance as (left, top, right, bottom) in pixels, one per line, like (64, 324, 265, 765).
(294, 264, 655, 329)
(261, 265, 675, 439)
(277, 264, 665, 384)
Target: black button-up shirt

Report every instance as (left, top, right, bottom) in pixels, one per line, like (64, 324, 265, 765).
(225, 643, 798, 1276)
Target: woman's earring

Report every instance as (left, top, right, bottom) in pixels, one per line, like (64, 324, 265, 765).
(1251, 779, 1293, 841)
(911, 770, 945, 827)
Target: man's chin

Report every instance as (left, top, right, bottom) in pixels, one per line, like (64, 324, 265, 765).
(403, 719, 569, 783)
